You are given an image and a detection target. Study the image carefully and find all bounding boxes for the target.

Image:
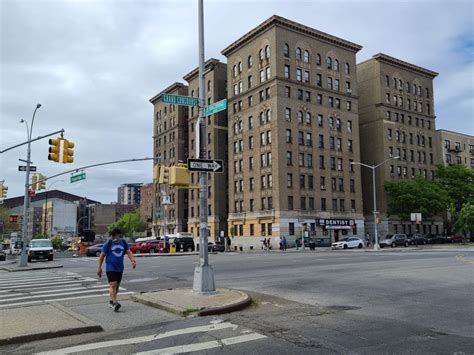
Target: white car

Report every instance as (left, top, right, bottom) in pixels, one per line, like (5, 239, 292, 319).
(331, 237, 364, 250)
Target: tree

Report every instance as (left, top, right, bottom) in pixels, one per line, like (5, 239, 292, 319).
(385, 177, 450, 220)
(107, 210, 145, 235)
(435, 165, 474, 210)
(454, 202, 474, 236)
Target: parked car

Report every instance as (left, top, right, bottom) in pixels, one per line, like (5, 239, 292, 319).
(380, 234, 409, 248)
(408, 233, 428, 245)
(86, 244, 104, 257)
(207, 241, 225, 252)
(426, 234, 448, 244)
(447, 234, 464, 243)
(169, 236, 195, 252)
(130, 242, 147, 254)
(142, 240, 161, 253)
(28, 239, 54, 261)
(0, 248, 6, 261)
(331, 237, 364, 250)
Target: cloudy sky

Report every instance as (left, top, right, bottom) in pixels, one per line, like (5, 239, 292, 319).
(1, 0, 473, 204)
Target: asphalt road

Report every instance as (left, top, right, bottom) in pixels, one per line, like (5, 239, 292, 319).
(2, 248, 473, 353)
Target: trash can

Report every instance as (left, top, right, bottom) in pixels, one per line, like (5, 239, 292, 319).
(169, 243, 176, 254)
(309, 242, 316, 251)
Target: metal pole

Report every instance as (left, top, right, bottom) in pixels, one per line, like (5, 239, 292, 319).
(193, 0, 215, 293)
(372, 167, 379, 250)
(19, 104, 41, 266)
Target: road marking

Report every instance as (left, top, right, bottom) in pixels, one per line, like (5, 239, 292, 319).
(137, 333, 267, 354)
(0, 291, 134, 309)
(0, 278, 97, 290)
(0, 273, 81, 283)
(0, 286, 121, 303)
(36, 322, 239, 355)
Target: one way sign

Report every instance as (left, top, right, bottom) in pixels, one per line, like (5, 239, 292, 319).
(187, 159, 224, 173)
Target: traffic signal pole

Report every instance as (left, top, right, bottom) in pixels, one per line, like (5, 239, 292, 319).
(193, 0, 216, 293)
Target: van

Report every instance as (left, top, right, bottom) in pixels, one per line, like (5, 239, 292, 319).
(28, 239, 54, 261)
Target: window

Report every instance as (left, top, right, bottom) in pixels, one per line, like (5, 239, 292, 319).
(319, 155, 325, 169)
(285, 86, 291, 98)
(327, 77, 333, 90)
(248, 116, 253, 129)
(248, 95, 253, 107)
(320, 176, 326, 190)
(284, 65, 290, 79)
(350, 179, 355, 193)
(284, 43, 289, 57)
(331, 177, 337, 191)
(316, 73, 322, 87)
(249, 136, 254, 149)
(286, 129, 292, 143)
(238, 61, 242, 73)
(259, 49, 264, 61)
(332, 199, 338, 211)
(287, 174, 293, 188)
(265, 45, 270, 59)
(319, 134, 324, 148)
(288, 196, 294, 210)
(305, 112, 311, 124)
(300, 174, 305, 188)
(336, 118, 341, 130)
(265, 67, 271, 80)
(318, 114, 323, 127)
(304, 70, 310, 83)
(321, 198, 326, 211)
(286, 151, 292, 165)
(299, 153, 305, 166)
(334, 79, 340, 92)
(296, 68, 302, 82)
(297, 89, 303, 100)
(248, 75, 253, 89)
(250, 199, 254, 212)
(300, 197, 306, 210)
(296, 47, 302, 61)
(337, 158, 343, 171)
(307, 153, 313, 168)
(249, 156, 254, 170)
(308, 175, 314, 189)
(316, 53, 321, 65)
(329, 136, 335, 150)
(330, 157, 336, 170)
(334, 59, 339, 72)
(345, 62, 350, 75)
(386, 93, 390, 103)
(340, 199, 345, 212)
(304, 50, 309, 63)
(248, 55, 252, 68)
(305, 91, 311, 102)
(346, 101, 352, 111)
(329, 97, 334, 107)
(309, 197, 314, 210)
(327, 57, 332, 69)
(250, 177, 255, 190)
(337, 138, 342, 151)
(285, 108, 291, 121)
(317, 94, 323, 105)
(298, 131, 304, 145)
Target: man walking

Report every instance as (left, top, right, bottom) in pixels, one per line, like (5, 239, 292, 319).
(97, 228, 136, 311)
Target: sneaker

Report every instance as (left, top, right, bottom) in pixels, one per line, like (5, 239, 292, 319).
(108, 300, 114, 309)
(113, 303, 121, 312)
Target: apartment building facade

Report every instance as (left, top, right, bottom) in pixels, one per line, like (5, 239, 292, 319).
(139, 182, 154, 235)
(117, 183, 143, 206)
(434, 129, 474, 168)
(222, 15, 365, 242)
(150, 82, 189, 235)
(357, 53, 441, 236)
(183, 59, 229, 240)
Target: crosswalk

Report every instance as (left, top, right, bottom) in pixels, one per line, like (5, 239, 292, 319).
(37, 320, 267, 354)
(0, 270, 134, 308)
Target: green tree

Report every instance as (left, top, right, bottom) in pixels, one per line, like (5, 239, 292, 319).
(435, 164, 474, 209)
(385, 177, 450, 220)
(107, 210, 145, 235)
(454, 202, 474, 236)
(51, 236, 63, 250)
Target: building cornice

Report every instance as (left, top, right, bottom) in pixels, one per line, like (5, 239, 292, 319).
(183, 58, 223, 82)
(372, 53, 438, 78)
(436, 129, 474, 139)
(149, 82, 187, 104)
(221, 15, 362, 57)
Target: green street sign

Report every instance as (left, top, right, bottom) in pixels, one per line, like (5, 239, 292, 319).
(204, 99, 227, 116)
(70, 172, 86, 183)
(161, 94, 199, 107)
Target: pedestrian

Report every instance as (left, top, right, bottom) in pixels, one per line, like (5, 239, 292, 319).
(366, 232, 371, 247)
(262, 238, 267, 251)
(266, 238, 271, 250)
(97, 228, 136, 312)
(282, 236, 287, 251)
(226, 235, 231, 252)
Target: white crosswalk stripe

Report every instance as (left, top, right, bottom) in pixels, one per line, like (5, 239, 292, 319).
(36, 321, 267, 355)
(0, 270, 134, 308)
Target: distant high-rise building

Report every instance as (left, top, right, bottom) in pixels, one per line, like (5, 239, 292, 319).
(357, 53, 441, 236)
(117, 183, 143, 206)
(434, 129, 474, 168)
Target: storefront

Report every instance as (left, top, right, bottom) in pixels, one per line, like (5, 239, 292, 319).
(317, 218, 356, 243)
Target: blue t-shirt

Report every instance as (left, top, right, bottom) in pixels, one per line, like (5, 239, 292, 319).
(102, 239, 129, 272)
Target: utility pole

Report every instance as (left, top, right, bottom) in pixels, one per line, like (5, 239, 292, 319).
(193, 0, 215, 293)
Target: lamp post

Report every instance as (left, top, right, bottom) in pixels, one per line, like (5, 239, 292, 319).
(43, 180, 65, 236)
(19, 104, 41, 267)
(351, 156, 400, 250)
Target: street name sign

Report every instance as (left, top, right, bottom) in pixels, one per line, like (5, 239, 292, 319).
(161, 94, 199, 107)
(204, 99, 227, 116)
(71, 172, 86, 183)
(18, 166, 36, 172)
(187, 159, 224, 173)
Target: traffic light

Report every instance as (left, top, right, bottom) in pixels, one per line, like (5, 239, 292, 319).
(170, 164, 191, 186)
(153, 165, 160, 183)
(38, 174, 46, 190)
(62, 139, 75, 164)
(159, 167, 170, 184)
(0, 184, 7, 198)
(31, 174, 38, 191)
(48, 138, 61, 162)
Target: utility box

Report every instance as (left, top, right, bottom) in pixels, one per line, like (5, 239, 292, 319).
(169, 243, 176, 253)
(170, 165, 191, 186)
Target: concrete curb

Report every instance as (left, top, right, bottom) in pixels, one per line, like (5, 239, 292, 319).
(0, 264, 63, 272)
(0, 303, 102, 346)
(134, 252, 201, 257)
(131, 288, 251, 317)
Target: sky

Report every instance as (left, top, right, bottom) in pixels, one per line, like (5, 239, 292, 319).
(1, 0, 473, 204)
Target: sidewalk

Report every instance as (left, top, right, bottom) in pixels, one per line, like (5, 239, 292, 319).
(0, 303, 102, 345)
(0, 260, 63, 272)
(132, 288, 251, 317)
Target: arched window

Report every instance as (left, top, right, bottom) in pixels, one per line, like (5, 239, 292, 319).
(265, 45, 270, 59)
(392, 77, 397, 88)
(207, 80, 211, 92)
(385, 75, 390, 87)
(418, 85, 422, 96)
(316, 53, 321, 65)
(266, 109, 271, 122)
(398, 79, 402, 90)
(298, 111, 303, 123)
(412, 83, 417, 94)
(259, 49, 264, 61)
(248, 55, 253, 68)
(296, 47, 302, 61)
(233, 65, 237, 78)
(334, 59, 339, 72)
(303, 50, 309, 63)
(326, 57, 332, 69)
(345, 63, 350, 75)
(191, 90, 195, 97)
(305, 112, 311, 124)
(425, 88, 429, 98)
(284, 43, 289, 58)
(260, 111, 265, 125)
(406, 81, 410, 92)
(238, 61, 242, 73)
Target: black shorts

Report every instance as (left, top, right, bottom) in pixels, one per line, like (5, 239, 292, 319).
(106, 271, 123, 284)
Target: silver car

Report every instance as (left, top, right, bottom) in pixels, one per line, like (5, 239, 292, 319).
(379, 234, 409, 248)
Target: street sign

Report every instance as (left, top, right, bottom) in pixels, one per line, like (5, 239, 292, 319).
(187, 159, 224, 173)
(161, 94, 199, 107)
(18, 166, 36, 172)
(70, 172, 86, 183)
(204, 98, 227, 116)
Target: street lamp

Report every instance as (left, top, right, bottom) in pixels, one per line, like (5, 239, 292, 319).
(19, 103, 41, 267)
(351, 156, 400, 250)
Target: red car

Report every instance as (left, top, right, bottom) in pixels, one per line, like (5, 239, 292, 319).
(130, 243, 147, 254)
(447, 234, 464, 243)
(142, 240, 161, 253)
